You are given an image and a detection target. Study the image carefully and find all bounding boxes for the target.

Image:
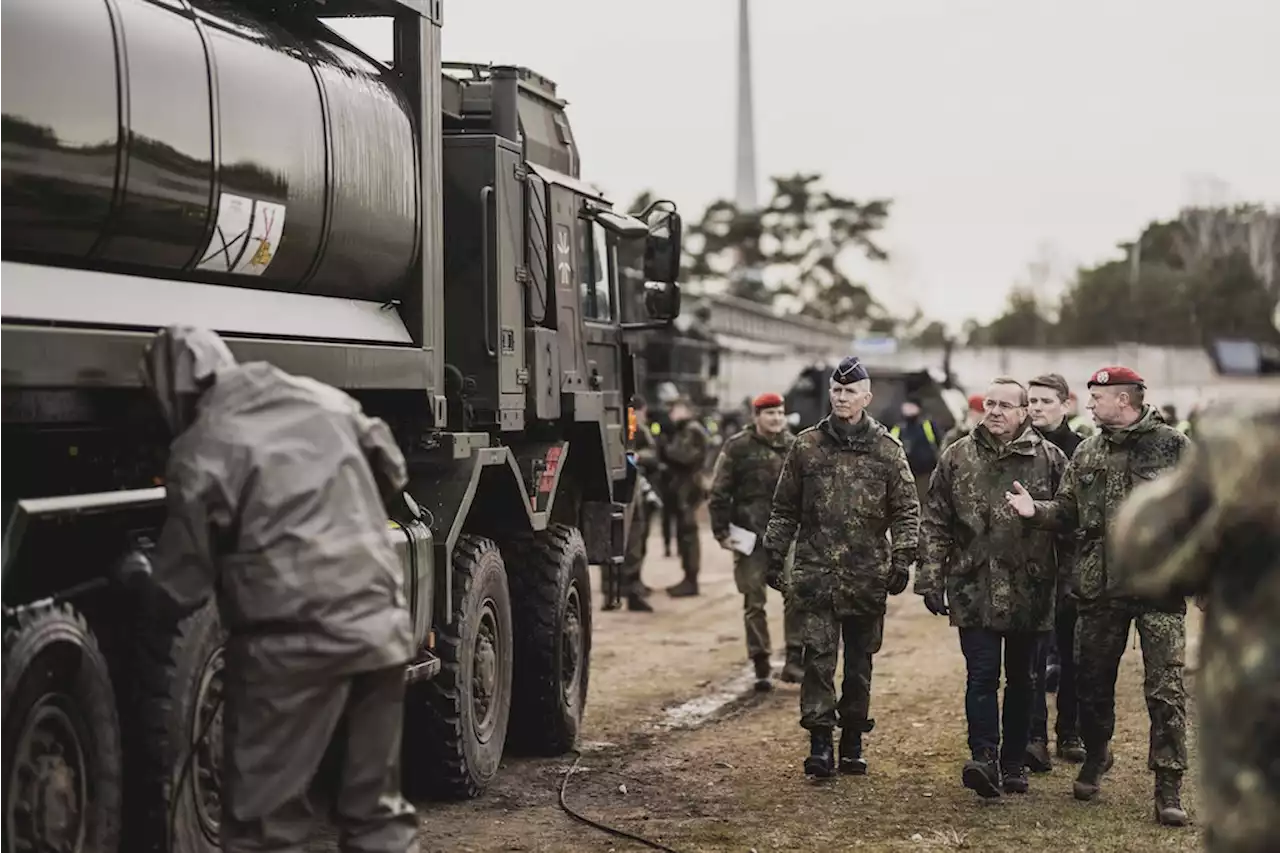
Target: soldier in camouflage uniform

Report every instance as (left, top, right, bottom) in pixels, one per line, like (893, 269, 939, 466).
(611, 396, 660, 612)
(709, 392, 802, 690)
(918, 377, 1068, 798)
(1110, 400, 1280, 851)
(764, 356, 920, 778)
(662, 398, 710, 597)
(1006, 365, 1191, 825)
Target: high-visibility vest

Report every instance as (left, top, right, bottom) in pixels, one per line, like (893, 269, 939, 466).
(891, 420, 937, 446)
(1068, 416, 1095, 436)
(1175, 420, 1191, 435)
(650, 421, 662, 436)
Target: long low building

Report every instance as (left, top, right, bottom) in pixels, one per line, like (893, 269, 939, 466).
(691, 293, 855, 408)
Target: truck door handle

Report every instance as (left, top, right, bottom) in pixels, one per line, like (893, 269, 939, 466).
(480, 185, 496, 357)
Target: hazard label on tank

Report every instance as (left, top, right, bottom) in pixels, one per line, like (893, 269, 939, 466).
(196, 192, 287, 277)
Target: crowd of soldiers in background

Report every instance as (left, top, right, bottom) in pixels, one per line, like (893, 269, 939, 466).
(617, 375, 1204, 620)
(614, 362, 1274, 852)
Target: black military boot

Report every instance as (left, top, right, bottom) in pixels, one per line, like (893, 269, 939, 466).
(752, 654, 773, 692)
(780, 649, 804, 684)
(1025, 739, 1053, 773)
(1056, 735, 1086, 763)
(1154, 771, 1189, 826)
(838, 720, 873, 775)
(667, 576, 698, 597)
(962, 748, 1002, 799)
(804, 728, 836, 778)
(626, 594, 653, 612)
(1002, 762, 1029, 794)
(1072, 743, 1114, 801)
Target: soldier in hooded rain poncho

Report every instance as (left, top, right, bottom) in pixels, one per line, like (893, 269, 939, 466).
(916, 377, 1067, 799)
(764, 356, 920, 779)
(135, 325, 420, 853)
(1006, 365, 1192, 827)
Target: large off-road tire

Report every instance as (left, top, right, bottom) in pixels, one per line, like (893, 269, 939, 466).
(3, 602, 123, 853)
(124, 600, 225, 853)
(504, 524, 592, 755)
(406, 534, 513, 799)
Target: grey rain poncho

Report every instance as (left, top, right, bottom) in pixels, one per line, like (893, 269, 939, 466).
(142, 325, 420, 853)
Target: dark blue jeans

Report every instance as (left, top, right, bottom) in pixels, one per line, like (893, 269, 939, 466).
(958, 628, 1039, 767)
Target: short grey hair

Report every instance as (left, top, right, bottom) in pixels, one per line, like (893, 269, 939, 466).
(830, 377, 871, 394)
(989, 376, 1028, 406)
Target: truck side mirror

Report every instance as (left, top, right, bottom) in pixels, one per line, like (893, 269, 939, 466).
(642, 280, 681, 323)
(642, 208, 682, 284)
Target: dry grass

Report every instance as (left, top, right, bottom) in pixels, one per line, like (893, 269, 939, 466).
(309, 530, 1206, 853)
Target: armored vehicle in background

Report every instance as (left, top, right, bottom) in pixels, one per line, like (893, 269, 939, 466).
(1, 1, 683, 851)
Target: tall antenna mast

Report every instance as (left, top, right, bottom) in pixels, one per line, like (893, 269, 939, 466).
(734, 0, 758, 212)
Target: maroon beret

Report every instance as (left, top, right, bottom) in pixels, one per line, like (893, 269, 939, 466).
(1087, 365, 1145, 388)
(753, 392, 785, 411)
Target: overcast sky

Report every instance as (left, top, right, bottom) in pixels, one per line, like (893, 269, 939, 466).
(334, 0, 1279, 329)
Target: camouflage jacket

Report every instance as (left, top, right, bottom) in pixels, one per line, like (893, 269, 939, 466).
(764, 414, 921, 617)
(939, 423, 972, 453)
(917, 424, 1067, 632)
(633, 418, 660, 477)
(1029, 405, 1190, 607)
(1111, 402, 1280, 850)
(661, 418, 710, 505)
(708, 425, 795, 540)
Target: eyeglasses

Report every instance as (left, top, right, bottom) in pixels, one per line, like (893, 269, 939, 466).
(983, 399, 1024, 412)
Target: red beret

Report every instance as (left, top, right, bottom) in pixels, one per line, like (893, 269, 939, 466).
(753, 392, 785, 411)
(1087, 365, 1145, 388)
(967, 393, 985, 413)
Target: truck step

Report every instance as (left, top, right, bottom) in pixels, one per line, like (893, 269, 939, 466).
(405, 652, 442, 683)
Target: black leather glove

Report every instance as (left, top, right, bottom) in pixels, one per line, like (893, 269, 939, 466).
(886, 563, 911, 596)
(922, 589, 949, 616)
(765, 560, 786, 593)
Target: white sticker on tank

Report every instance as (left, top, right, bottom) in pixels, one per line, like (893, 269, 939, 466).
(233, 200, 287, 277)
(196, 192, 254, 272)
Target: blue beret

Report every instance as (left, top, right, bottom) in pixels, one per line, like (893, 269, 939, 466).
(831, 356, 868, 385)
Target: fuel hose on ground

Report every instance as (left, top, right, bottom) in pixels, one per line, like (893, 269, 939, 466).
(558, 751, 685, 853)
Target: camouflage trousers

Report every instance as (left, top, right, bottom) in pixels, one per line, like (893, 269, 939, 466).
(795, 608, 884, 731)
(673, 502, 701, 579)
(621, 499, 650, 595)
(1199, 599, 1280, 853)
(734, 547, 801, 662)
(1075, 601, 1187, 772)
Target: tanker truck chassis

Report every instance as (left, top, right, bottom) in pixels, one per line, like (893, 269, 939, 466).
(1, 1, 683, 851)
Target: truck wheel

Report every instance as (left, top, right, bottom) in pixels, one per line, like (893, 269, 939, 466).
(504, 524, 592, 755)
(3, 602, 123, 853)
(407, 534, 513, 799)
(126, 601, 225, 853)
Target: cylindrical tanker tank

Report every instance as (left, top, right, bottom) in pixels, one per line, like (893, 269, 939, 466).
(1, 0, 420, 304)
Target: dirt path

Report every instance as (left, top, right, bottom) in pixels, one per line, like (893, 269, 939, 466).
(316, 526, 1206, 852)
